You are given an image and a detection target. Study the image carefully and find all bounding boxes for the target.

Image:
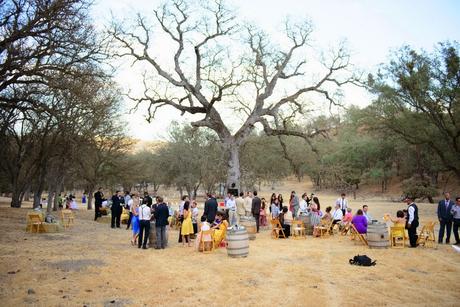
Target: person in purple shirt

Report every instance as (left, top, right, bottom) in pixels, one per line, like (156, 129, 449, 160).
(352, 209, 368, 234)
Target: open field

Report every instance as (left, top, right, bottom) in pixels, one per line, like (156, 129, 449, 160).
(0, 181, 459, 307)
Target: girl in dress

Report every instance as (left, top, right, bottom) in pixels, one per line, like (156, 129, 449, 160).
(181, 201, 194, 247)
(260, 198, 267, 227)
(277, 194, 284, 211)
(270, 193, 277, 213)
(130, 193, 140, 245)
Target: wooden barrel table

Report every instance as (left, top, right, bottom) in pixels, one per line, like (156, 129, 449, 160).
(239, 216, 257, 240)
(226, 228, 249, 258)
(367, 222, 389, 249)
(298, 214, 314, 235)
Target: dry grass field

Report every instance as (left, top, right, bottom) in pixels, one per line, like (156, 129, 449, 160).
(0, 180, 459, 307)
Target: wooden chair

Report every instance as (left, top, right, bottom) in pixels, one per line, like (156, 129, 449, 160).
(61, 210, 75, 229)
(390, 226, 406, 248)
(350, 224, 368, 246)
(417, 221, 437, 248)
(291, 220, 306, 239)
(315, 219, 333, 238)
(28, 213, 44, 233)
(270, 219, 286, 239)
(340, 222, 352, 236)
(199, 229, 215, 253)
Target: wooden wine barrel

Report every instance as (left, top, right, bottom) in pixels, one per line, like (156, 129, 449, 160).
(367, 222, 389, 249)
(226, 228, 249, 258)
(298, 214, 314, 235)
(239, 216, 257, 240)
(148, 221, 156, 248)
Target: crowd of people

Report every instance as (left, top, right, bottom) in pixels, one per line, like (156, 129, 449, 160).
(92, 187, 460, 250)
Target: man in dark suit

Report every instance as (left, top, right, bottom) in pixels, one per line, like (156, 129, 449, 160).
(437, 192, 454, 244)
(252, 191, 261, 233)
(203, 194, 218, 223)
(111, 190, 123, 228)
(94, 187, 104, 221)
(154, 196, 170, 249)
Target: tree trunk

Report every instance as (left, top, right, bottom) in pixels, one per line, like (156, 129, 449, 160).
(87, 189, 94, 210)
(226, 144, 241, 193)
(10, 190, 22, 208)
(47, 188, 55, 213)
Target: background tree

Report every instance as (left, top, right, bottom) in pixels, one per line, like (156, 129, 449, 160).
(368, 41, 460, 179)
(110, 0, 358, 192)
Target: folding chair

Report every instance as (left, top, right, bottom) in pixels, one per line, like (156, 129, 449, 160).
(390, 226, 406, 248)
(350, 224, 368, 246)
(199, 229, 215, 253)
(27, 213, 44, 233)
(61, 210, 75, 229)
(417, 221, 437, 248)
(292, 220, 306, 239)
(315, 219, 333, 238)
(340, 222, 351, 236)
(270, 219, 286, 239)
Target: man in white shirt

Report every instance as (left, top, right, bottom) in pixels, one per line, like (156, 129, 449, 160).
(235, 192, 245, 225)
(225, 194, 237, 226)
(336, 193, 348, 215)
(363, 205, 372, 223)
(332, 203, 343, 225)
(405, 196, 419, 247)
(244, 191, 253, 217)
(299, 193, 309, 215)
(138, 202, 152, 249)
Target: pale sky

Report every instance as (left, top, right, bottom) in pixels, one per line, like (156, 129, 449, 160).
(93, 0, 460, 141)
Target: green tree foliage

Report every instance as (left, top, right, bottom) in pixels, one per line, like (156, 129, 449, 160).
(368, 42, 460, 179)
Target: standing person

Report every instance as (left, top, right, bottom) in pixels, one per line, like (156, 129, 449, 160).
(437, 192, 454, 244)
(203, 194, 218, 223)
(143, 191, 153, 207)
(271, 198, 280, 219)
(336, 193, 348, 216)
(94, 188, 104, 220)
(236, 192, 245, 225)
(252, 191, 261, 233)
(270, 193, 277, 213)
(111, 191, 123, 228)
(130, 192, 140, 246)
(225, 194, 237, 226)
(260, 198, 268, 227)
(154, 196, 170, 249)
(191, 200, 199, 235)
(126, 193, 134, 230)
(138, 200, 152, 249)
(244, 192, 253, 216)
(451, 197, 460, 245)
(181, 201, 194, 247)
(289, 191, 300, 218)
(178, 195, 189, 243)
(82, 193, 87, 207)
(277, 194, 284, 211)
(405, 196, 419, 248)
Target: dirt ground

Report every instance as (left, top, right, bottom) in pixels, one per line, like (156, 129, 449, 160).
(0, 181, 459, 307)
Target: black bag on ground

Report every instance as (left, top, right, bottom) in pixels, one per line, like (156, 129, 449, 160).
(349, 254, 376, 266)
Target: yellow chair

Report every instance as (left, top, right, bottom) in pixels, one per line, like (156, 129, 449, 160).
(199, 229, 215, 253)
(315, 219, 333, 238)
(417, 221, 437, 248)
(61, 210, 75, 229)
(27, 213, 44, 233)
(270, 218, 286, 239)
(121, 208, 130, 224)
(292, 220, 306, 239)
(390, 226, 406, 248)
